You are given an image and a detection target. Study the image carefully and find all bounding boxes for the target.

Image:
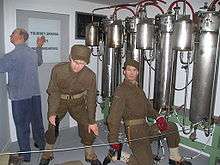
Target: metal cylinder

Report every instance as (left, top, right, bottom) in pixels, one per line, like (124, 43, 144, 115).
(199, 11, 220, 32)
(101, 19, 122, 98)
(85, 23, 99, 46)
(107, 20, 123, 48)
(136, 18, 155, 50)
(173, 15, 193, 51)
(153, 14, 176, 112)
(125, 17, 145, 87)
(190, 11, 220, 123)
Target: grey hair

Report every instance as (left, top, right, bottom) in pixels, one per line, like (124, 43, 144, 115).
(16, 28, 29, 42)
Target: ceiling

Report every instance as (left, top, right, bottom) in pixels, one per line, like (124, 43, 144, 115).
(80, 0, 139, 5)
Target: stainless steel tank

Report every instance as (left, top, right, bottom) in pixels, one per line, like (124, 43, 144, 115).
(173, 15, 193, 51)
(101, 19, 122, 98)
(153, 14, 176, 112)
(85, 23, 99, 46)
(190, 11, 220, 123)
(125, 17, 145, 88)
(107, 20, 123, 48)
(136, 18, 155, 50)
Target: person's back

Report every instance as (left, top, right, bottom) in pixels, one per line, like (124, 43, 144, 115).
(6, 43, 41, 100)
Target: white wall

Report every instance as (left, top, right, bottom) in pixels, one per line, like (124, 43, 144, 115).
(0, 0, 10, 152)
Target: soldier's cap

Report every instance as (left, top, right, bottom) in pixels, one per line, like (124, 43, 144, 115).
(123, 59, 139, 70)
(70, 44, 91, 64)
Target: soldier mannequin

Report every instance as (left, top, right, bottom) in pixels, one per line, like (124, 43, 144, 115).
(107, 59, 192, 165)
(40, 45, 101, 165)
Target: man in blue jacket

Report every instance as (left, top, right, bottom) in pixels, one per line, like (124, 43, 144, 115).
(0, 28, 45, 162)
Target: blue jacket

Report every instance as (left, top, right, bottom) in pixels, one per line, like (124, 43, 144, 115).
(0, 43, 43, 100)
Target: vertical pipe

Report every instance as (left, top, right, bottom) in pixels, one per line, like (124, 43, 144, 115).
(147, 50, 153, 99)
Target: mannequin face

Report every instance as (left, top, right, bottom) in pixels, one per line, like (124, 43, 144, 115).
(70, 59, 86, 73)
(10, 29, 24, 45)
(123, 65, 139, 82)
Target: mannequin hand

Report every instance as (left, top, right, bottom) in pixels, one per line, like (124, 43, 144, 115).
(88, 123, 99, 136)
(49, 115, 56, 126)
(36, 36, 46, 47)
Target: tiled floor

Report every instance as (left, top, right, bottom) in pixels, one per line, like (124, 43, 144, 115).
(4, 122, 209, 165)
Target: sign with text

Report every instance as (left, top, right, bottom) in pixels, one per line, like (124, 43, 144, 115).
(28, 18, 61, 63)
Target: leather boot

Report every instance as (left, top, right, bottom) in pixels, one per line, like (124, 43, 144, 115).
(169, 158, 192, 165)
(84, 146, 101, 165)
(85, 146, 97, 161)
(90, 159, 102, 165)
(0, 154, 23, 165)
(39, 143, 54, 165)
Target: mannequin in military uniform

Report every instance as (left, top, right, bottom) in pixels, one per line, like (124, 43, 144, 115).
(107, 59, 192, 165)
(39, 45, 101, 165)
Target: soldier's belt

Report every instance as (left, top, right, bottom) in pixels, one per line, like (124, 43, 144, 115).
(125, 119, 146, 126)
(60, 90, 87, 100)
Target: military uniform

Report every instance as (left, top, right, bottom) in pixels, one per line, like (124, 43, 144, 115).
(45, 62, 97, 145)
(107, 79, 180, 165)
(40, 45, 102, 165)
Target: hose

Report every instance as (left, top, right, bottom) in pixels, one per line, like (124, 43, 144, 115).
(137, 2, 165, 15)
(113, 6, 136, 18)
(136, 0, 166, 15)
(208, 0, 220, 11)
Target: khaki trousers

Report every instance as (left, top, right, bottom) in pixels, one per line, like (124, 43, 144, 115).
(126, 122, 180, 165)
(45, 99, 95, 146)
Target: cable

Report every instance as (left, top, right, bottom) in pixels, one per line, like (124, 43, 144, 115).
(208, 0, 220, 10)
(171, 109, 214, 161)
(172, 107, 200, 129)
(0, 128, 191, 156)
(184, 131, 213, 160)
(144, 53, 155, 71)
(175, 52, 193, 91)
(175, 79, 192, 91)
(136, 2, 165, 15)
(146, 59, 155, 71)
(113, 6, 136, 17)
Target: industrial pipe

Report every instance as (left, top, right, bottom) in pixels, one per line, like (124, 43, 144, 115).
(92, 3, 136, 13)
(208, 0, 220, 10)
(181, 51, 193, 134)
(168, 0, 195, 21)
(92, 0, 165, 18)
(113, 6, 136, 17)
(137, 0, 166, 7)
(136, 2, 165, 15)
(136, 0, 166, 14)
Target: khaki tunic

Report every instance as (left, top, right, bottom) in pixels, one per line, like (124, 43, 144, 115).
(45, 62, 97, 145)
(107, 79, 180, 165)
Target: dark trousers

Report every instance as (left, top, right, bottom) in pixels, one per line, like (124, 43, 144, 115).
(11, 95, 45, 161)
